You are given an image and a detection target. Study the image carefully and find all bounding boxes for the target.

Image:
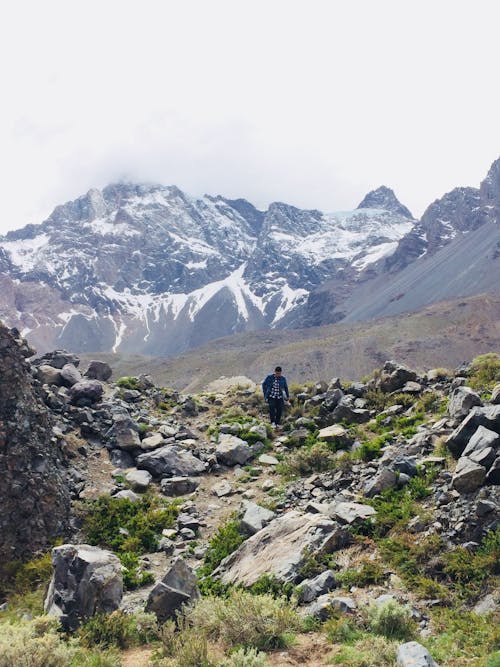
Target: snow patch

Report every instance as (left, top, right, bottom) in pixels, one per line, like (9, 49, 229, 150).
(2, 234, 50, 271)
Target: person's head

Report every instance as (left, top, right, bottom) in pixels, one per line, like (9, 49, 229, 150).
(274, 366, 282, 376)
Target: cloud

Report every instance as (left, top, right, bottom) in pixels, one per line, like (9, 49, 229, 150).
(0, 0, 499, 234)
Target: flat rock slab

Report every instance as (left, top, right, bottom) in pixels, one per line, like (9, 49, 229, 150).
(216, 510, 349, 587)
(137, 445, 206, 477)
(327, 501, 377, 524)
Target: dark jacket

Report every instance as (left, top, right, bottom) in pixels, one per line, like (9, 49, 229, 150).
(262, 374, 289, 401)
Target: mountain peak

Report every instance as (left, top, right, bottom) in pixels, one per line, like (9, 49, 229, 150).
(357, 186, 413, 219)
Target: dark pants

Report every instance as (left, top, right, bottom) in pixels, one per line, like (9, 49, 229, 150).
(268, 397, 283, 425)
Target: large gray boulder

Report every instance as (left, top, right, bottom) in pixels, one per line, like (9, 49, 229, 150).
(446, 405, 500, 458)
(448, 386, 482, 418)
(216, 510, 349, 587)
(161, 476, 200, 496)
(146, 558, 200, 623)
(397, 641, 439, 666)
(240, 501, 276, 535)
(137, 444, 206, 477)
(377, 361, 417, 393)
(60, 363, 83, 387)
(107, 414, 141, 450)
(68, 379, 103, 406)
(216, 433, 253, 466)
(363, 467, 398, 497)
(462, 425, 500, 458)
(85, 360, 113, 381)
(452, 457, 486, 493)
(37, 364, 63, 386)
(44, 544, 123, 631)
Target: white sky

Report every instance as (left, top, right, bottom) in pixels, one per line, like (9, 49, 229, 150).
(1, 0, 499, 235)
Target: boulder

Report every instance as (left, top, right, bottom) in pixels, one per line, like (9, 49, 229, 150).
(491, 383, 500, 405)
(462, 425, 500, 458)
(60, 363, 83, 387)
(216, 510, 349, 587)
(448, 386, 482, 418)
(37, 350, 80, 368)
(212, 479, 233, 497)
(68, 380, 103, 406)
(486, 457, 500, 485)
(298, 570, 336, 603)
(317, 424, 350, 443)
(363, 467, 398, 497)
(125, 468, 152, 491)
(109, 449, 135, 468)
(146, 558, 200, 623)
(160, 476, 200, 496)
(332, 396, 371, 424)
(113, 489, 139, 502)
(326, 501, 377, 525)
(451, 457, 486, 493)
(44, 544, 123, 631)
(37, 364, 62, 386)
(216, 433, 253, 466)
(397, 641, 439, 666)
(137, 445, 206, 478)
(446, 406, 500, 458)
(140, 432, 165, 451)
(85, 360, 113, 381)
(378, 361, 417, 393)
(107, 414, 141, 451)
(240, 501, 276, 535)
(300, 594, 356, 620)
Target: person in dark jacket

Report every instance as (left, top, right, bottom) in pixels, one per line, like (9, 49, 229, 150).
(262, 366, 289, 428)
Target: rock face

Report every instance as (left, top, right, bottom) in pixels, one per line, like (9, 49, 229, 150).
(216, 510, 349, 587)
(44, 544, 123, 630)
(0, 323, 70, 564)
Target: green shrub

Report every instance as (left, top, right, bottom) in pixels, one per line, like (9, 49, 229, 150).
(184, 589, 301, 651)
(468, 353, 500, 391)
(356, 433, 393, 462)
(336, 558, 386, 588)
(426, 609, 499, 664)
(81, 492, 179, 589)
(441, 528, 500, 602)
(79, 610, 158, 649)
(159, 619, 213, 667)
(365, 599, 415, 640)
(0, 616, 77, 667)
(197, 518, 247, 595)
(218, 647, 269, 667)
(328, 635, 398, 666)
(246, 574, 296, 601)
(82, 492, 179, 555)
(277, 441, 337, 478)
(116, 376, 140, 389)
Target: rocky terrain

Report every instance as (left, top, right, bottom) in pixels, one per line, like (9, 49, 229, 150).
(0, 324, 498, 666)
(0, 156, 498, 358)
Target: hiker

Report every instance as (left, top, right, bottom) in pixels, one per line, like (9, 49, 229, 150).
(262, 366, 290, 428)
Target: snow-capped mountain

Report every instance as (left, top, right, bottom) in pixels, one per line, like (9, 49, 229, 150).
(0, 183, 413, 354)
(1, 157, 498, 356)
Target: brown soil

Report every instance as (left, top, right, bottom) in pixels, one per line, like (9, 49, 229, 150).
(121, 646, 153, 667)
(266, 633, 334, 666)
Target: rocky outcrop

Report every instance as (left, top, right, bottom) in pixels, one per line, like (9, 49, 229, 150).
(44, 543, 123, 630)
(0, 324, 70, 563)
(215, 510, 349, 587)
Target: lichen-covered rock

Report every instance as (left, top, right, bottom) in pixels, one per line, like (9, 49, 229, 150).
(44, 543, 123, 631)
(0, 324, 70, 563)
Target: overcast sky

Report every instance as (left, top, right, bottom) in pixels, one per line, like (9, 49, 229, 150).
(1, 0, 499, 235)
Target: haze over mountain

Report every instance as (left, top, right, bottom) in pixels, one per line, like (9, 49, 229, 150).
(0, 157, 498, 357)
